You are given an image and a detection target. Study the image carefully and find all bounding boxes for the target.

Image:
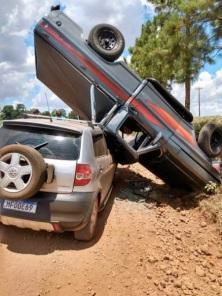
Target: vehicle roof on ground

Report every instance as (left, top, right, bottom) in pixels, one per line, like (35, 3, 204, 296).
(2, 118, 103, 135)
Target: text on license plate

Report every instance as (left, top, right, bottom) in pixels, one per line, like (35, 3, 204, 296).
(3, 200, 37, 214)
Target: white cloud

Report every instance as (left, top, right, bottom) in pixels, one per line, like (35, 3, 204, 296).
(1, 0, 221, 119)
(31, 86, 72, 113)
(63, 0, 150, 47)
(0, 0, 152, 111)
(171, 70, 222, 117)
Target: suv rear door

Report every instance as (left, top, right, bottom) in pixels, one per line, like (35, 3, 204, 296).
(0, 123, 81, 193)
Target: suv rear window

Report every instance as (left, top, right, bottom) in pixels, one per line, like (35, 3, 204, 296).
(0, 125, 81, 160)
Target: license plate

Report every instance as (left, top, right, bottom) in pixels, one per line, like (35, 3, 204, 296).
(3, 200, 37, 214)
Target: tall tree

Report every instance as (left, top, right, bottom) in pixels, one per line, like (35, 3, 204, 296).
(51, 109, 67, 118)
(207, 0, 222, 46)
(1, 105, 17, 119)
(129, 17, 176, 87)
(130, 0, 216, 110)
(68, 110, 79, 119)
(41, 111, 51, 116)
(16, 104, 26, 118)
(16, 104, 26, 113)
(31, 108, 40, 115)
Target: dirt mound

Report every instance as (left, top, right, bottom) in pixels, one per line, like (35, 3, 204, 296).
(0, 163, 222, 296)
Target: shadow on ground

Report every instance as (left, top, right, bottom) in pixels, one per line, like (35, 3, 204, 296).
(0, 166, 204, 255)
(0, 189, 116, 255)
(114, 166, 204, 210)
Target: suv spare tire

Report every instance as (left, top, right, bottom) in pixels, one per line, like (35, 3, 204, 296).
(0, 144, 47, 200)
(88, 24, 125, 62)
(198, 123, 222, 158)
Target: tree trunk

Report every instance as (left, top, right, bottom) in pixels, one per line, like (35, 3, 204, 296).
(185, 78, 191, 110)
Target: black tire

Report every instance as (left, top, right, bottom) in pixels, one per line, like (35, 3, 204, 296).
(88, 24, 125, 62)
(75, 198, 99, 241)
(198, 124, 222, 158)
(0, 144, 47, 200)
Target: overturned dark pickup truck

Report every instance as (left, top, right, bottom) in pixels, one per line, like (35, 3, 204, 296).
(34, 7, 222, 190)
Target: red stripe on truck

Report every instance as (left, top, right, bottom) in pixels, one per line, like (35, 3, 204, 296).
(131, 100, 163, 128)
(40, 21, 194, 142)
(149, 102, 195, 145)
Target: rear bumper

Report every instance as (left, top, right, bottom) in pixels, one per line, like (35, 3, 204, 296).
(0, 191, 97, 232)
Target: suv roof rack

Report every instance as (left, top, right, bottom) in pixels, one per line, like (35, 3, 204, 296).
(23, 114, 98, 129)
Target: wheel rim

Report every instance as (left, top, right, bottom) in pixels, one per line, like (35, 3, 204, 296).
(0, 153, 32, 193)
(98, 29, 117, 50)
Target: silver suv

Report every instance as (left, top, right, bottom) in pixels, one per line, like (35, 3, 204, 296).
(0, 118, 116, 240)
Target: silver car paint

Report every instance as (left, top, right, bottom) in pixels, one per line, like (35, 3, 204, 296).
(0, 119, 116, 232)
(41, 159, 76, 193)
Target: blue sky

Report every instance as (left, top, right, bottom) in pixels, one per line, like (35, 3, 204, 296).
(204, 58, 222, 74)
(0, 1, 222, 116)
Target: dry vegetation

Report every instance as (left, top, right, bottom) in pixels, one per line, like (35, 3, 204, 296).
(193, 116, 222, 232)
(200, 190, 222, 233)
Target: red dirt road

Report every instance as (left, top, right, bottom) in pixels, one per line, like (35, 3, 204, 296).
(0, 164, 222, 296)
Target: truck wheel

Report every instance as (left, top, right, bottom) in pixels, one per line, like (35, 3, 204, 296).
(75, 198, 99, 241)
(88, 24, 125, 62)
(198, 124, 222, 158)
(0, 144, 47, 200)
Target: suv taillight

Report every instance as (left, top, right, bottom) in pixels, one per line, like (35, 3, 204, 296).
(74, 164, 92, 186)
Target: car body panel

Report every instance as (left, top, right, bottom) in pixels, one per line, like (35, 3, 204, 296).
(95, 154, 116, 203)
(0, 119, 116, 232)
(105, 107, 220, 189)
(0, 191, 97, 231)
(34, 11, 221, 190)
(41, 159, 76, 193)
(34, 12, 141, 119)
